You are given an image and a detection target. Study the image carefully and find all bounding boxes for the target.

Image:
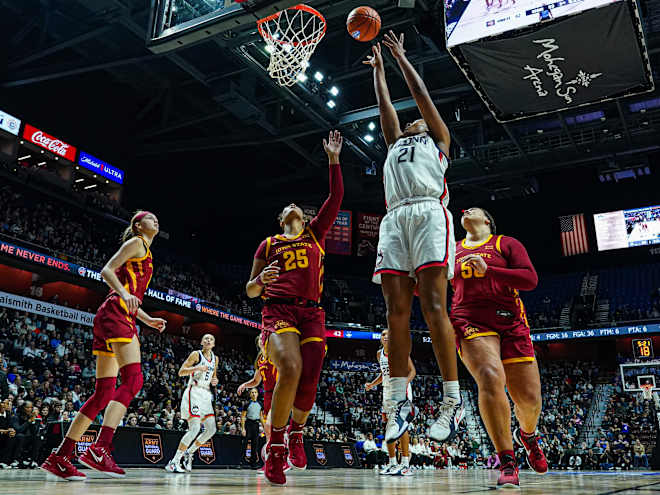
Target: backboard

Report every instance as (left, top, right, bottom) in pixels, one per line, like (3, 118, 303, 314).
(147, 0, 300, 53)
(620, 362, 660, 392)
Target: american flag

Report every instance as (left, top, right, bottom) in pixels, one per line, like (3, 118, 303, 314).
(559, 214, 589, 256)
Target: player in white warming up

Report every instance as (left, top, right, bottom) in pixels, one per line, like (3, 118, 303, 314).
(365, 330, 416, 476)
(365, 32, 464, 445)
(165, 334, 218, 473)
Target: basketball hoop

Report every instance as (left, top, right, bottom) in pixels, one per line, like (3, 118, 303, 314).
(641, 383, 654, 401)
(257, 4, 326, 87)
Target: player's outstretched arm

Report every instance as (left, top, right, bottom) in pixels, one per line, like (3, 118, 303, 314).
(237, 370, 262, 395)
(382, 31, 451, 156)
(309, 130, 345, 239)
(364, 43, 402, 146)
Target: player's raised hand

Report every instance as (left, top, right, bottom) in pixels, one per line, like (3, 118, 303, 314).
(365, 382, 373, 391)
(362, 42, 384, 70)
(237, 382, 249, 395)
(323, 130, 343, 163)
(259, 260, 280, 285)
(382, 30, 406, 60)
(464, 254, 488, 275)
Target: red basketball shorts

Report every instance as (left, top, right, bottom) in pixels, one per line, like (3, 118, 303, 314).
(263, 390, 273, 418)
(451, 308, 535, 365)
(92, 294, 138, 357)
(260, 304, 326, 350)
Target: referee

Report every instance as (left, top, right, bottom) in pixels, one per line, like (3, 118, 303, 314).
(241, 388, 262, 469)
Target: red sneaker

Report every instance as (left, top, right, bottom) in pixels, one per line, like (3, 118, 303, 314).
(497, 459, 520, 489)
(286, 430, 307, 471)
(79, 445, 126, 478)
(514, 428, 548, 475)
(40, 451, 86, 481)
(264, 443, 287, 486)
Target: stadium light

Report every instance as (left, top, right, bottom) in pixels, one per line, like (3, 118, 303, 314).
(364, 134, 374, 143)
(84, 184, 97, 190)
(329, 86, 339, 96)
(297, 72, 308, 83)
(18, 155, 31, 161)
(368, 122, 376, 131)
(75, 178, 84, 183)
(314, 71, 324, 82)
(37, 162, 46, 166)
(326, 100, 336, 109)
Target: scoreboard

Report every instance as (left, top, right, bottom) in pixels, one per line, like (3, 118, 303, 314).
(633, 338, 654, 360)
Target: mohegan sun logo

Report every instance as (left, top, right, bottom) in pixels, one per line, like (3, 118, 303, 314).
(197, 439, 216, 465)
(313, 444, 327, 465)
(342, 446, 354, 466)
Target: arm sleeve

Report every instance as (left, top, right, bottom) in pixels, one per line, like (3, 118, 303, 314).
(254, 239, 268, 260)
(487, 236, 538, 291)
(309, 163, 344, 240)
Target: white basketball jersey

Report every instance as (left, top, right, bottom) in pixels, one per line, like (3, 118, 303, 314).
(383, 132, 449, 207)
(378, 349, 412, 403)
(187, 350, 216, 389)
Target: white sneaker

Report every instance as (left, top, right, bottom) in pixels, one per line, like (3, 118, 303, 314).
(400, 466, 413, 476)
(380, 464, 397, 475)
(165, 459, 185, 473)
(429, 397, 464, 442)
(30, 461, 39, 469)
(385, 399, 415, 444)
(0, 463, 8, 469)
(182, 451, 193, 472)
(387, 464, 403, 475)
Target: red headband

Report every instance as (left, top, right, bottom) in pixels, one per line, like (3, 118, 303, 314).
(132, 211, 153, 233)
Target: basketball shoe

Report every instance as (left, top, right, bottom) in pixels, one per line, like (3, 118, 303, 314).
(182, 451, 193, 472)
(79, 444, 126, 478)
(497, 454, 520, 489)
(390, 464, 413, 476)
(40, 451, 86, 481)
(165, 459, 185, 473)
(429, 396, 464, 442)
(286, 428, 307, 470)
(385, 399, 415, 444)
(264, 443, 288, 486)
(379, 463, 397, 475)
(513, 428, 548, 474)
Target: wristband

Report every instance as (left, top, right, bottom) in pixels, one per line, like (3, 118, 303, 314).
(255, 275, 265, 287)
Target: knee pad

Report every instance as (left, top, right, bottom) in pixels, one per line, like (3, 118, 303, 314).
(198, 417, 217, 443)
(113, 362, 143, 408)
(79, 376, 117, 419)
(181, 420, 201, 446)
(293, 340, 325, 412)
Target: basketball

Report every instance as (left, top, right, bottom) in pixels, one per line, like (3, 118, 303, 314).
(346, 6, 381, 42)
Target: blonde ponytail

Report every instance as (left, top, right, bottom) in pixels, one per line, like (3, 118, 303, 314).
(120, 210, 149, 244)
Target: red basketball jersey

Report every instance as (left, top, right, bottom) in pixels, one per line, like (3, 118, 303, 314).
(109, 236, 153, 306)
(258, 354, 277, 392)
(255, 227, 326, 302)
(451, 234, 536, 323)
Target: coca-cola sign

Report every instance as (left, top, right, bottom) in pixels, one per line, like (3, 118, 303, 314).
(23, 124, 77, 161)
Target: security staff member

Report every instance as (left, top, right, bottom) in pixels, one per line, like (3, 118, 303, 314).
(241, 389, 262, 469)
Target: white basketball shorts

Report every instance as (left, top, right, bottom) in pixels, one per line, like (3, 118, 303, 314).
(181, 386, 214, 421)
(373, 198, 455, 284)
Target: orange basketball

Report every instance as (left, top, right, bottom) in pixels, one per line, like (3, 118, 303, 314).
(346, 6, 381, 42)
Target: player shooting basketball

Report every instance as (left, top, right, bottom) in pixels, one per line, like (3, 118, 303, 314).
(364, 32, 463, 446)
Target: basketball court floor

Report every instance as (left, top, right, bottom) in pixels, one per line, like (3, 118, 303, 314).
(1, 468, 659, 494)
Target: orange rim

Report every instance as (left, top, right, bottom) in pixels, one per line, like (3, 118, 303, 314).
(257, 4, 327, 47)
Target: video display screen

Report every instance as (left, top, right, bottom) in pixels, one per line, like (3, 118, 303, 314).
(445, 0, 619, 47)
(594, 204, 660, 251)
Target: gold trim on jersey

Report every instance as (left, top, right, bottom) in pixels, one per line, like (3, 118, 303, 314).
(126, 236, 151, 262)
(307, 227, 325, 256)
(502, 356, 535, 364)
(496, 235, 503, 253)
(461, 234, 493, 250)
(274, 327, 300, 335)
(300, 337, 323, 346)
(275, 228, 306, 242)
(464, 331, 498, 340)
(265, 236, 272, 259)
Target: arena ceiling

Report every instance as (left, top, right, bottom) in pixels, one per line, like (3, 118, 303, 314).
(2, 0, 660, 217)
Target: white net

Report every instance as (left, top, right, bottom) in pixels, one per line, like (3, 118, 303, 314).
(257, 5, 326, 87)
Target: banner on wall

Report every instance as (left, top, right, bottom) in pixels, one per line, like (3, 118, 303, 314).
(356, 213, 383, 257)
(0, 109, 21, 136)
(0, 290, 94, 326)
(326, 210, 352, 256)
(23, 124, 77, 161)
(328, 360, 379, 373)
